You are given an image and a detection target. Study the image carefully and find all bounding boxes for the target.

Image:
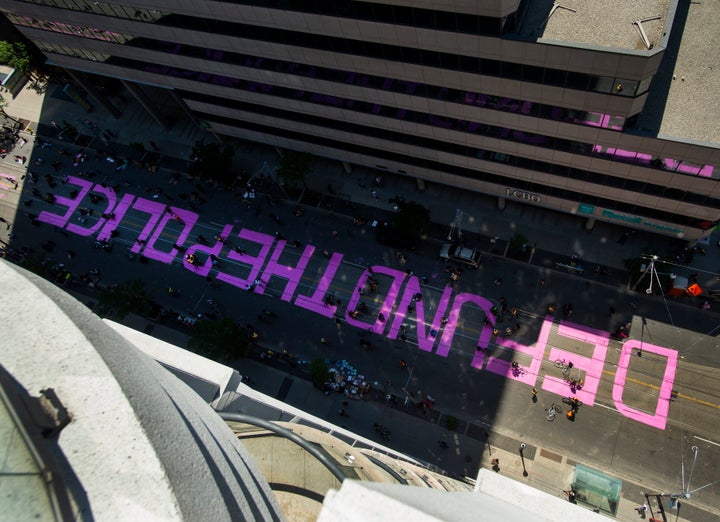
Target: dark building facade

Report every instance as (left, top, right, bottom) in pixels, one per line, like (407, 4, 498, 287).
(1, 0, 718, 239)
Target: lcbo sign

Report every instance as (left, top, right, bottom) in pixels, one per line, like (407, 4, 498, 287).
(39, 176, 677, 430)
(506, 188, 541, 202)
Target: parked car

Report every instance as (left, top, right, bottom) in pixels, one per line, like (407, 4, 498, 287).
(439, 243, 481, 268)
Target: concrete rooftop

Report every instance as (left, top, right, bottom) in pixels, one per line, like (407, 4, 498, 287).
(522, 0, 670, 50)
(655, 0, 720, 145)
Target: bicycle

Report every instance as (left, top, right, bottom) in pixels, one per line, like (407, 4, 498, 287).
(562, 396, 583, 411)
(555, 359, 573, 377)
(545, 403, 562, 421)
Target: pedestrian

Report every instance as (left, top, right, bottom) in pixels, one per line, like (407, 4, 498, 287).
(377, 312, 385, 322)
(564, 489, 577, 504)
(332, 229, 339, 239)
(494, 277, 502, 286)
(531, 387, 538, 403)
(702, 301, 710, 311)
(371, 189, 378, 199)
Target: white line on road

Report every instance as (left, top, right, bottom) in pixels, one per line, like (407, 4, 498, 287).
(694, 435, 720, 448)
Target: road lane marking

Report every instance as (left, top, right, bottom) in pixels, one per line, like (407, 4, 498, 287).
(693, 436, 720, 447)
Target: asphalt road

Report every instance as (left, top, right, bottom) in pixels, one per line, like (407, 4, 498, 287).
(2, 135, 720, 519)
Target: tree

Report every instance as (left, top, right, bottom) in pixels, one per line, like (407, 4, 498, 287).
(276, 150, 311, 190)
(188, 140, 235, 186)
(309, 358, 330, 389)
(508, 233, 529, 254)
(0, 41, 35, 77)
(390, 197, 431, 241)
(188, 317, 250, 359)
(95, 279, 155, 320)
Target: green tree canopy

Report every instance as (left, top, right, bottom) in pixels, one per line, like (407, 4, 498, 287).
(309, 358, 330, 388)
(276, 150, 311, 189)
(95, 279, 155, 320)
(189, 140, 235, 186)
(188, 317, 251, 359)
(391, 197, 431, 240)
(0, 41, 35, 76)
(508, 233, 529, 254)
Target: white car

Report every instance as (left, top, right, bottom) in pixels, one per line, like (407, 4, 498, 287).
(439, 243, 481, 268)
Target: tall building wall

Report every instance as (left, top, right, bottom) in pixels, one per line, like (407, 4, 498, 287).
(2, 0, 719, 239)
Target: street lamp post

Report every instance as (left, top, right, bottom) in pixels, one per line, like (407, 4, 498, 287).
(638, 317, 647, 357)
(643, 446, 720, 521)
(447, 208, 463, 241)
(519, 443, 528, 477)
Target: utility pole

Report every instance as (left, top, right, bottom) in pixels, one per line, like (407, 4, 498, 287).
(447, 208, 463, 241)
(631, 255, 660, 294)
(644, 447, 720, 521)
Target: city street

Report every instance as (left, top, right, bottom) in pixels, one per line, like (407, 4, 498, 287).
(2, 105, 720, 520)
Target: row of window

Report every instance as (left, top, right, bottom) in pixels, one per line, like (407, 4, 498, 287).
(212, 0, 505, 36)
(174, 89, 720, 209)
(15, 0, 166, 22)
(4, 5, 651, 97)
(32, 35, 716, 179)
(129, 37, 627, 132)
(183, 87, 717, 194)
(7, 14, 133, 43)
(18, 0, 503, 35)
(36, 41, 108, 62)
(154, 12, 648, 97)
(193, 110, 715, 231)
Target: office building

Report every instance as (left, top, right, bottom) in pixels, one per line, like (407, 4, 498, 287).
(0, 0, 718, 240)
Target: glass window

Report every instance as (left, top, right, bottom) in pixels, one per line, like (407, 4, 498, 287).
(481, 59, 500, 76)
(544, 68, 566, 86)
(637, 76, 652, 95)
(590, 76, 614, 93)
(522, 65, 544, 83)
(502, 61, 521, 80)
(566, 72, 589, 90)
(613, 79, 639, 97)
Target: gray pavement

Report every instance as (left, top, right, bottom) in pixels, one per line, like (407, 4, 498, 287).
(2, 82, 719, 522)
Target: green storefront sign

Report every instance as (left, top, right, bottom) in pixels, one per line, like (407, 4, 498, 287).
(578, 204, 595, 215)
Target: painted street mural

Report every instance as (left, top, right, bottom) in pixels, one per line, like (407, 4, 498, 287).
(39, 176, 678, 430)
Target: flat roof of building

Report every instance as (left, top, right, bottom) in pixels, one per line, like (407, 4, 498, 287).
(654, 0, 720, 145)
(521, 0, 670, 50)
